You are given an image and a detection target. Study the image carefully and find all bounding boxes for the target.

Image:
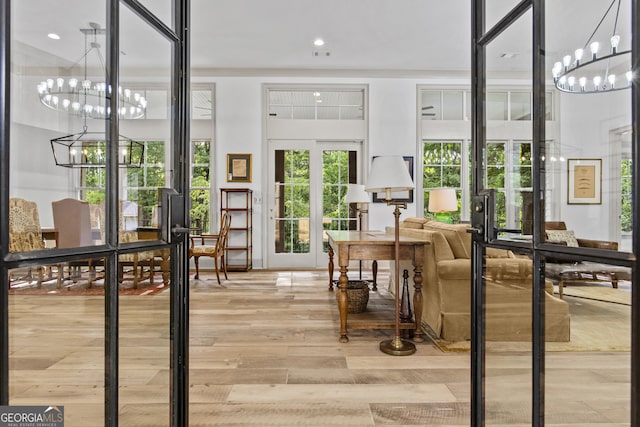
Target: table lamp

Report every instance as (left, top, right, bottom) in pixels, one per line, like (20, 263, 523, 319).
(365, 156, 416, 356)
(344, 184, 370, 231)
(428, 188, 457, 224)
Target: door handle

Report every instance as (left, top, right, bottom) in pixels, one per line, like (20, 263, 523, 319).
(466, 226, 484, 235)
(171, 226, 200, 234)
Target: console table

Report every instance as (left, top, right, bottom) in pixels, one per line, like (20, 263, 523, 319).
(326, 230, 427, 343)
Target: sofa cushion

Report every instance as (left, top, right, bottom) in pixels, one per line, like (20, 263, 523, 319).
(401, 217, 431, 229)
(545, 229, 579, 247)
(424, 221, 471, 259)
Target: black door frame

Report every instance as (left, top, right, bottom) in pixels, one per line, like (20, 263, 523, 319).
(0, 1, 191, 425)
(470, 0, 639, 425)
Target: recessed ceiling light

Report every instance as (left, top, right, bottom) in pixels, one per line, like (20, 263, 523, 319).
(313, 38, 325, 47)
(48, 33, 60, 40)
(313, 92, 320, 97)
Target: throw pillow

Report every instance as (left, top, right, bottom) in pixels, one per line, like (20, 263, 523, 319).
(545, 229, 579, 247)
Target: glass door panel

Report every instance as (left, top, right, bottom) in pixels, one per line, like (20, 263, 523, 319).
(118, 7, 172, 425)
(321, 150, 356, 253)
(9, 258, 105, 426)
(544, 0, 633, 424)
(269, 144, 315, 268)
(483, 9, 533, 425)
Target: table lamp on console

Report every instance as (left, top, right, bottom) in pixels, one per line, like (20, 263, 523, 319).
(365, 155, 416, 356)
(428, 188, 457, 224)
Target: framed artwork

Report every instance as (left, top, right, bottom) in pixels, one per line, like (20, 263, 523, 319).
(372, 156, 414, 203)
(227, 153, 252, 182)
(567, 158, 601, 204)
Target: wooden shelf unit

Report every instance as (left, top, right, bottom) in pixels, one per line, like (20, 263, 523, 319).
(220, 188, 253, 271)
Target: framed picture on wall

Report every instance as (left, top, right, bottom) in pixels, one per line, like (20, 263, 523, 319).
(372, 156, 414, 203)
(567, 158, 601, 204)
(227, 153, 252, 182)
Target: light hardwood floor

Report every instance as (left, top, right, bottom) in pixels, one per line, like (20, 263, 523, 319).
(8, 269, 631, 426)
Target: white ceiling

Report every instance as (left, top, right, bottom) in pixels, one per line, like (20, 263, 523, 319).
(11, 0, 632, 79)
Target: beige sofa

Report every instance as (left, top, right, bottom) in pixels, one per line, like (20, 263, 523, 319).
(389, 217, 570, 342)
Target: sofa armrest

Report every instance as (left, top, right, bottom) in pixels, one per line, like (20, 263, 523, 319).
(577, 238, 618, 251)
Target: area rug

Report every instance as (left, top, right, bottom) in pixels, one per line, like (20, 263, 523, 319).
(9, 274, 168, 296)
(427, 285, 631, 353)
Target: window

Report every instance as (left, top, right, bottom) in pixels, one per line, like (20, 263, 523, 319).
(79, 140, 165, 227)
(486, 140, 532, 229)
(125, 141, 165, 226)
(190, 140, 211, 233)
(423, 141, 463, 222)
(268, 89, 365, 120)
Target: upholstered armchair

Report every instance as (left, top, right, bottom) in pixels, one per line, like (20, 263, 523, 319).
(9, 198, 46, 286)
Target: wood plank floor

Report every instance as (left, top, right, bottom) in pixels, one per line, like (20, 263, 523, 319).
(8, 269, 631, 426)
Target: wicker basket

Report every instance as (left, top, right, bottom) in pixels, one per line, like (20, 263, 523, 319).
(335, 280, 370, 313)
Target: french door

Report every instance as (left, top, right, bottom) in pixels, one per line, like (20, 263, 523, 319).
(1, 1, 190, 425)
(471, 1, 639, 425)
(267, 140, 362, 268)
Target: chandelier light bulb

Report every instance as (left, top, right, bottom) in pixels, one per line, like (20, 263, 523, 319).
(590, 41, 599, 59)
(562, 55, 572, 68)
(574, 48, 584, 64)
(610, 35, 620, 53)
(559, 75, 567, 89)
(568, 76, 576, 91)
(593, 76, 602, 91)
(552, 62, 562, 79)
(37, 25, 147, 120)
(608, 74, 616, 88)
(579, 77, 587, 91)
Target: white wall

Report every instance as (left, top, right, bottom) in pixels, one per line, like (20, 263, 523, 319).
(557, 90, 631, 240)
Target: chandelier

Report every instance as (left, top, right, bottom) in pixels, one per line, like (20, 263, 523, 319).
(36, 22, 147, 119)
(50, 131, 144, 168)
(551, 0, 632, 94)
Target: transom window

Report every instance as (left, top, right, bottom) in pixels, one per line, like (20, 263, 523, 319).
(268, 89, 365, 120)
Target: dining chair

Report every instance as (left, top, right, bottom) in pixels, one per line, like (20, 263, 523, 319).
(118, 201, 155, 289)
(52, 198, 98, 288)
(189, 212, 231, 283)
(8, 198, 46, 286)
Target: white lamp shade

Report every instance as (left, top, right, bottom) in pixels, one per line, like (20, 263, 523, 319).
(344, 184, 370, 204)
(428, 188, 457, 212)
(364, 156, 414, 199)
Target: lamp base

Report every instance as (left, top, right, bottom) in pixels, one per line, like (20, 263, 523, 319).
(434, 212, 453, 224)
(379, 336, 417, 356)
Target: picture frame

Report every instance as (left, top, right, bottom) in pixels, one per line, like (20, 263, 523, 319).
(372, 156, 414, 203)
(567, 158, 601, 205)
(227, 153, 252, 183)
